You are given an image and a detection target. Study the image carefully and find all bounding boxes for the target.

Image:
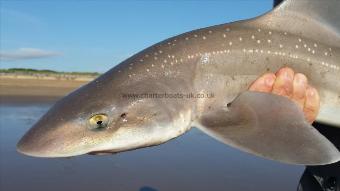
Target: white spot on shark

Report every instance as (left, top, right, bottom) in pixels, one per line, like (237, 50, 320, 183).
(201, 53, 210, 64)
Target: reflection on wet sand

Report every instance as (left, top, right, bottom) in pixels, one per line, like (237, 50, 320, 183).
(139, 186, 159, 191)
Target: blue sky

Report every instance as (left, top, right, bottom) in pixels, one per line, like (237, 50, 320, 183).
(0, 0, 272, 72)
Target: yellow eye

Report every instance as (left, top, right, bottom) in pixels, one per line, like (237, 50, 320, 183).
(89, 114, 108, 130)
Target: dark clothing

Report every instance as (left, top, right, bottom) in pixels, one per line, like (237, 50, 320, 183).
(273, 0, 284, 7)
(298, 123, 340, 191)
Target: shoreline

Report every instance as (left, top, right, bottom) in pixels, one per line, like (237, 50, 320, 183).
(0, 75, 94, 104)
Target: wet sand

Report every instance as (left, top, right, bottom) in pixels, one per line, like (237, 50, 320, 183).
(0, 75, 93, 103)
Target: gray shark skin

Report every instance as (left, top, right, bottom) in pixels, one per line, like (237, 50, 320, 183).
(17, 0, 340, 165)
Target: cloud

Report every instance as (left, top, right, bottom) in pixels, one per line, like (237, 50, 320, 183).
(0, 48, 62, 61)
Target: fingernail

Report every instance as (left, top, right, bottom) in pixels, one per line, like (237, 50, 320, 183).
(265, 77, 274, 86)
(307, 88, 315, 97)
(283, 70, 293, 80)
(296, 74, 306, 84)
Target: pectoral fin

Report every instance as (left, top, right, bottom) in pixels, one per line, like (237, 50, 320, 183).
(197, 91, 340, 165)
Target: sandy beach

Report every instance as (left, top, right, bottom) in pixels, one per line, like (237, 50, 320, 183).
(0, 74, 95, 103)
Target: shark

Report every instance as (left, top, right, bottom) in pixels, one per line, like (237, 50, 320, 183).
(17, 0, 340, 165)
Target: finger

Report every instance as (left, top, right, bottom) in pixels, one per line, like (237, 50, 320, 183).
(249, 73, 276, 93)
(304, 86, 320, 124)
(272, 67, 295, 98)
(292, 73, 308, 110)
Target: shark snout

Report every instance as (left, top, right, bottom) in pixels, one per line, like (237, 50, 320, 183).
(16, 117, 84, 158)
(17, 124, 63, 157)
(16, 134, 50, 158)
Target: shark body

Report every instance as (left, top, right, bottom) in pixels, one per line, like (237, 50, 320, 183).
(17, 0, 340, 165)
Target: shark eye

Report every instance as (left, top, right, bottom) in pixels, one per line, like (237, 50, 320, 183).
(89, 114, 108, 130)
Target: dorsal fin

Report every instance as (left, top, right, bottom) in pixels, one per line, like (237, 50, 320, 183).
(245, 0, 340, 47)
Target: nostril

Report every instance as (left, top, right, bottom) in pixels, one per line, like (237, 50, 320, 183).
(96, 121, 103, 125)
(120, 113, 127, 118)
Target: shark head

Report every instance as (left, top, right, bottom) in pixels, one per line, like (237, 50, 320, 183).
(17, 70, 192, 158)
